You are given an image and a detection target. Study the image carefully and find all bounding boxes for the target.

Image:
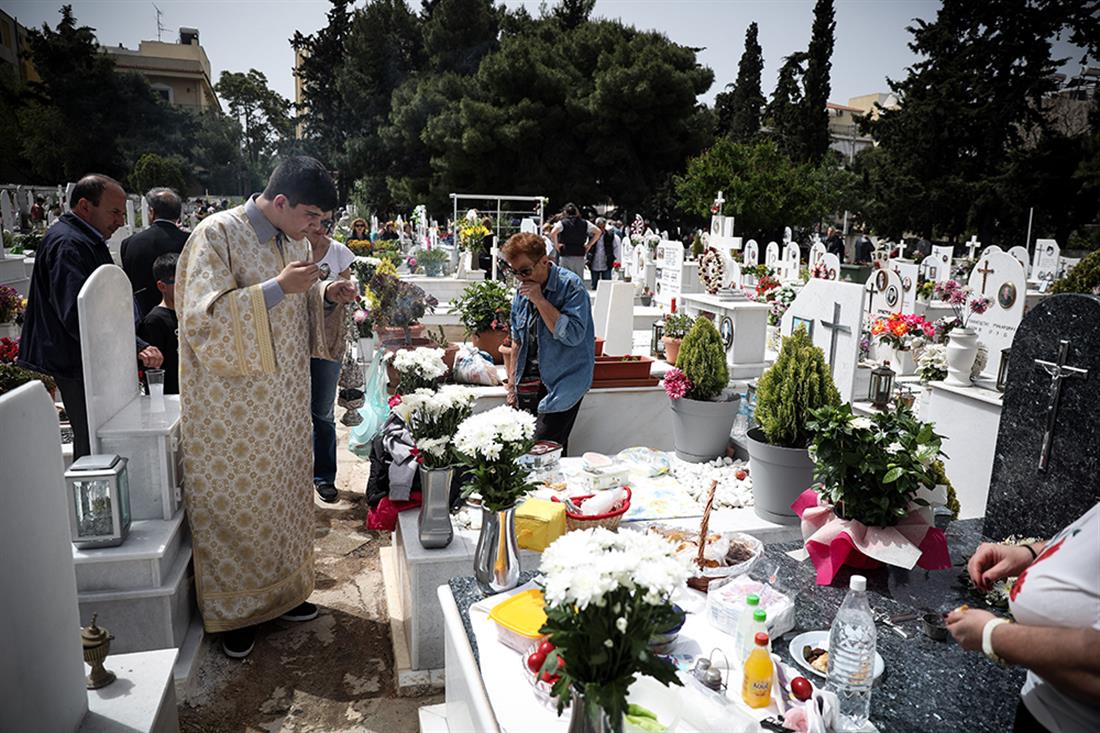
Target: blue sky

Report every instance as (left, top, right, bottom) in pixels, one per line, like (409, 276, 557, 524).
(3, 0, 1088, 107)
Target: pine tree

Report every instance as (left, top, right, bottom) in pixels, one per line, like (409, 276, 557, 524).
(801, 0, 835, 163)
(766, 52, 807, 161)
(715, 22, 765, 141)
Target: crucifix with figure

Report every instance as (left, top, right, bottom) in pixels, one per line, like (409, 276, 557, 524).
(1034, 339, 1089, 471)
(966, 235, 981, 260)
(976, 259, 995, 296)
(819, 302, 851, 377)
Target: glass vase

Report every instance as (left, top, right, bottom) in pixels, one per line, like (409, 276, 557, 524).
(567, 687, 622, 733)
(418, 466, 454, 549)
(474, 505, 520, 594)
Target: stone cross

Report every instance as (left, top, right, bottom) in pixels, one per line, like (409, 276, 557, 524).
(820, 302, 851, 376)
(1034, 339, 1089, 471)
(895, 240, 907, 260)
(713, 191, 724, 215)
(966, 235, 981, 260)
(975, 259, 995, 296)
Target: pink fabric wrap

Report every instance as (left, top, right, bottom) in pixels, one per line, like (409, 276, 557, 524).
(791, 489, 950, 585)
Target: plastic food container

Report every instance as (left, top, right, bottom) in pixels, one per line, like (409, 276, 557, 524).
(585, 464, 631, 491)
(487, 589, 548, 652)
(522, 440, 563, 471)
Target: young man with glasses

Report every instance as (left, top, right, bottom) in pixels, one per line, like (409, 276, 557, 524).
(498, 233, 595, 455)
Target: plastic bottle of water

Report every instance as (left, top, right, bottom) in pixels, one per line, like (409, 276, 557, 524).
(826, 575, 877, 731)
(734, 593, 760, 659)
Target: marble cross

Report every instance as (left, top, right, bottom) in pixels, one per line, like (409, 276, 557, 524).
(975, 260, 995, 296)
(966, 235, 981, 260)
(1034, 339, 1089, 471)
(713, 191, 725, 214)
(895, 240, 907, 260)
(819, 302, 851, 376)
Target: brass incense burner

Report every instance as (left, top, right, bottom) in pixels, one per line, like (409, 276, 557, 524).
(81, 614, 116, 689)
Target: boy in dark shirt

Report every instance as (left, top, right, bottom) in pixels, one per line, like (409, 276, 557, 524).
(138, 253, 180, 394)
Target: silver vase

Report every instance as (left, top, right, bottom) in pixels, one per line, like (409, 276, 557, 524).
(567, 687, 622, 733)
(418, 466, 454, 549)
(473, 505, 520, 594)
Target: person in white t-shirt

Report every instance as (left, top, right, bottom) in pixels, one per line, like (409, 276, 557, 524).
(307, 212, 357, 504)
(947, 502, 1100, 733)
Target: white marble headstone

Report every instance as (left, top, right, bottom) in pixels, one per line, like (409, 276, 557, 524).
(743, 240, 759, 268)
(783, 226, 792, 243)
(78, 265, 140, 449)
(809, 241, 827, 266)
(765, 241, 779, 269)
(0, 190, 14, 231)
(865, 266, 905, 316)
(782, 241, 801, 281)
(0, 383, 89, 733)
(655, 240, 685, 307)
(966, 250, 1027, 379)
(920, 254, 948, 284)
(63, 182, 75, 213)
(780, 279, 867, 402)
(125, 198, 136, 231)
(1032, 239, 1060, 286)
(1008, 246, 1029, 275)
(891, 261, 920, 313)
(820, 252, 841, 281)
(601, 281, 636, 356)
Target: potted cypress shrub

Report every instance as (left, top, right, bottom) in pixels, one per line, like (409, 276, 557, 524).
(747, 326, 840, 524)
(451, 280, 512, 364)
(665, 317, 740, 462)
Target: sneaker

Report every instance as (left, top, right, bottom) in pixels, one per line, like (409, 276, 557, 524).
(222, 626, 257, 659)
(279, 601, 319, 622)
(315, 483, 339, 503)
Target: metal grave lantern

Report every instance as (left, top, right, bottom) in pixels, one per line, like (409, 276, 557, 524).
(869, 361, 896, 410)
(65, 454, 131, 549)
(650, 318, 665, 358)
(996, 348, 1011, 392)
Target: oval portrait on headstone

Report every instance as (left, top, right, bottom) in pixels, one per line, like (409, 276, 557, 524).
(997, 281, 1017, 309)
(875, 269, 888, 291)
(903, 276, 912, 291)
(720, 316, 734, 350)
(886, 284, 900, 308)
(711, 218, 722, 236)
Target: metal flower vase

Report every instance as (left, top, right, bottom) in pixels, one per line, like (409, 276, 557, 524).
(568, 687, 622, 733)
(418, 466, 454, 549)
(474, 505, 520, 594)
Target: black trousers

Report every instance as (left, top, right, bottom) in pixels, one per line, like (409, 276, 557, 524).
(517, 385, 583, 457)
(54, 375, 91, 460)
(1014, 699, 1051, 733)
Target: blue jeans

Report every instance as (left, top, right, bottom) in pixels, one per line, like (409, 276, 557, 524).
(590, 268, 612, 290)
(310, 357, 343, 485)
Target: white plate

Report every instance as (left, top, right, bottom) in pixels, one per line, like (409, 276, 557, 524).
(788, 630, 885, 680)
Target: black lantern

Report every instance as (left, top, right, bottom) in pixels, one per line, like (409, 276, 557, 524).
(650, 318, 665, 358)
(996, 348, 1011, 392)
(869, 361, 895, 409)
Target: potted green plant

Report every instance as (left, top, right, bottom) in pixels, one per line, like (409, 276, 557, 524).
(664, 317, 739, 462)
(660, 311, 693, 365)
(746, 326, 840, 524)
(0, 285, 25, 340)
(451, 280, 512, 364)
(417, 248, 449, 277)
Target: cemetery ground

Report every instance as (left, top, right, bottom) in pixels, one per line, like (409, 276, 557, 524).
(178, 408, 440, 733)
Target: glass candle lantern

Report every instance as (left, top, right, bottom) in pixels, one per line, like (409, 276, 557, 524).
(65, 454, 131, 549)
(869, 361, 896, 410)
(650, 319, 665, 358)
(996, 348, 1011, 392)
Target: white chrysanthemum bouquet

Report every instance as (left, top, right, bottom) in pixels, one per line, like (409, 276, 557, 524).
(391, 346, 448, 393)
(392, 385, 477, 469)
(454, 405, 536, 511)
(538, 528, 691, 724)
(917, 343, 948, 383)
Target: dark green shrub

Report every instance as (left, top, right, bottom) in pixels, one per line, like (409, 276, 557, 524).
(1051, 249, 1100, 295)
(451, 280, 512, 335)
(754, 325, 840, 448)
(676, 317, 728, 401)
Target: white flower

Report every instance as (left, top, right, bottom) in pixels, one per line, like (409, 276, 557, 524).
(850, 416, 874, 431)
(393, 347, 447, 382)
(604, 639, 614, 648)
(616, 617, 628, 633)
(886, 442, 903, 455)
(453, 406, 536, 463)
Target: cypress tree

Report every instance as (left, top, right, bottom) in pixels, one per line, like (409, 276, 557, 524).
(722, 22, 766, 141)
(801, 0, 835, 163)
(766, 52, 807, 161)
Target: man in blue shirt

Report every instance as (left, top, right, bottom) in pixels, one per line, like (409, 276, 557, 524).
(18, 174, 163, 458)
(498, 232, 594, 455)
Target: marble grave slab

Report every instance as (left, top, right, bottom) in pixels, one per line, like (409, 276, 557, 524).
(967, 250, 1027, 379)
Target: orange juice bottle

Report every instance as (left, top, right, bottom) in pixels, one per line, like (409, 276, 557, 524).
(741, 632, 774, 709)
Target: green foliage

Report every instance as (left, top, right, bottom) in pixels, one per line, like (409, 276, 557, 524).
(415, 247, 450, 270)
(1051, 249, 1100, 294)
(675, 317, 728, 401)
(542, 585, 682, 727)
(766, 52, 807, 162)
(675, 138, 859, 242)
(754, 326, 840, 448)
(860, 0, 1098, 243)
(807, 403, 944, 527)
(215, 69, 292, 166)
(661, 311, 694, 339)
(0, 364, 56, 397)
(450, 279, 512, 335)
(459, 440, 534, 512)
(130, 153, 188, 197)
(800, 0, 835, 163)
(929, 459, 960, 520)
(715, 22, 764, 141)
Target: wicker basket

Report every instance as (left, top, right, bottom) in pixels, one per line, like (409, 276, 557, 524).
(554, 487, 632, 532)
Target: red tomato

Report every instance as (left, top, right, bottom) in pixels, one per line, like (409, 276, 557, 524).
(735, 469, 748, 481)
(540, 671, 560, 684)
(538, 640, 555, 656)
(790, 676, 813, 701)
(527, 651, 546, 674)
